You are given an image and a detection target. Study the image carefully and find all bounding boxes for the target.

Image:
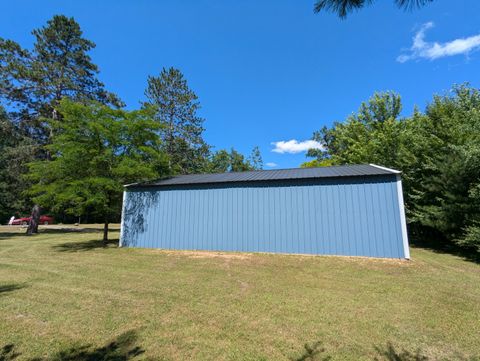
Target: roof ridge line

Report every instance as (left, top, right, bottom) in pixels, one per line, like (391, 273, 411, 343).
(125, 164, 397, 188)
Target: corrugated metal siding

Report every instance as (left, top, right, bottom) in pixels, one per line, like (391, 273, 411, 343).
(120, 175, 406, 258)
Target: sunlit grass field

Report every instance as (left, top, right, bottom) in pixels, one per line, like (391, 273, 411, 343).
(0, 225, 479, 360)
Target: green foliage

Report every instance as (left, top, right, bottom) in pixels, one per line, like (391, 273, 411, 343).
(411, 86, 480, 250)
(307, 91, 405, 167)
(143, 67, 209, 174)
(307, 91, 416, 217)
(0, 107, 36, 223)
(27, 99, 168, 229)
(305, 85, 480, 253)
(229, 149, 253, 172)
(0, 15, 123, 223)
(209, 148, 256, 173)
(300, 158, 334, 168)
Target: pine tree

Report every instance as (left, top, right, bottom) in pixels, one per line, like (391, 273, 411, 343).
(143, 67, 209, 174)
(0, 15, 121, 231)
(314, 0, 433, 18)
(0, 15, 122, 141)
(0, 107, 35, 223)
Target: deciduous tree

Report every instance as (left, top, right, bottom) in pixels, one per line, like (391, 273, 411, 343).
(304, 85, 480, 254)
(209, 148, 259, 173)
(27, 99, 168, 242)
(1, 15, 122, 229)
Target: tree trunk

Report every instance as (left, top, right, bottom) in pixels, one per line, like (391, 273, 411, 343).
(26, 205, 41, 235)
(103, 221, 109, 246)
(28, 106, 56, 229)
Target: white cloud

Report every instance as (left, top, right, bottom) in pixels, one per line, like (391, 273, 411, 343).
(271, 139, 324, 154)
(397, 22, 480, 63)
(265, 162, 278, 167)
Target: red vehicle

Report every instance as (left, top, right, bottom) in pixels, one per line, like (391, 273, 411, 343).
(10, 215, 54, 226)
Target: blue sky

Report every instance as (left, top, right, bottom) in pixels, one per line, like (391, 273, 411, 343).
(1, 1, 479, 168)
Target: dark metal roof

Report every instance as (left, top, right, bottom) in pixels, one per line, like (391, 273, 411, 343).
(126, 164, 399, 189)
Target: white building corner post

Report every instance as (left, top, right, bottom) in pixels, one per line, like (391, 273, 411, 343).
(396, 174, 410, 259)
(119, 190, 126, 247)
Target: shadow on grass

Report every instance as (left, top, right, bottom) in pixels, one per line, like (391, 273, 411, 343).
(374, 343, 428, 361)
(38, 228, 102, 234)
(408, 227, 480, 265)
(0, 344, 21, 361)
(53, 238, 119, 252)
(33, 330, 144, 361)
(1, 330, 145, 361)
(0, 232, 28, 240)
(2, 339, 478, 361)
(0, 283, 26, 296)
(0, 227, 109, 241)
(410, 239, 480, 265)
(291, 342, 331, 361)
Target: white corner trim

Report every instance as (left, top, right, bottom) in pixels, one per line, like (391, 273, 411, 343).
(119, 191, 126, 247)
(395, 174, 410, 259)
(369, 164, 401, 174)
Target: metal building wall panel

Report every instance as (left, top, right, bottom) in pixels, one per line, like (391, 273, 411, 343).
(120, 175, 407, 258)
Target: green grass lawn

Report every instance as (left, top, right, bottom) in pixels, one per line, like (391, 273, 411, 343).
(0, 225, 479, 361)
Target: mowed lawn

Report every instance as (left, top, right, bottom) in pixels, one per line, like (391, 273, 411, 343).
(0, 225, 479, 361)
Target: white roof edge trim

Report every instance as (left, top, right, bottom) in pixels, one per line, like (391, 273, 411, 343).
(123, 182, 139, 187)
(369, 164, 401, 174)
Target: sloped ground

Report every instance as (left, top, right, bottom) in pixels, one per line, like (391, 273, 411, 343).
(0, 225, 479, 360)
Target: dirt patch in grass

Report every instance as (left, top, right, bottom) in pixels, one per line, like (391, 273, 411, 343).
(153, 249, 413, 264)
(164, 250, 253, 260)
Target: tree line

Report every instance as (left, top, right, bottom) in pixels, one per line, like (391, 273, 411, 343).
(303, 87, 480, 254)
(312, 0, 479, 255)
(2, 14, 478, 255)
(0, 15, 262, 239)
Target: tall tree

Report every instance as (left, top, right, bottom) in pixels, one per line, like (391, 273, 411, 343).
(306, 91, 405, 167)
(143, 67, 209, 174)
(407, 86, 480, 252)
(314, 0, 433, 18)
(0, 106, 35, 223)
(1, 15, 121, 231)
(27, 99, 168, 242)
(305, 92, 414, 222)
(304, 85, 480, 254)
(0, 15, 122, 141)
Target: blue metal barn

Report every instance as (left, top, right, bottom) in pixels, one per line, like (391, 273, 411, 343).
(120, 164, 410, 259)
